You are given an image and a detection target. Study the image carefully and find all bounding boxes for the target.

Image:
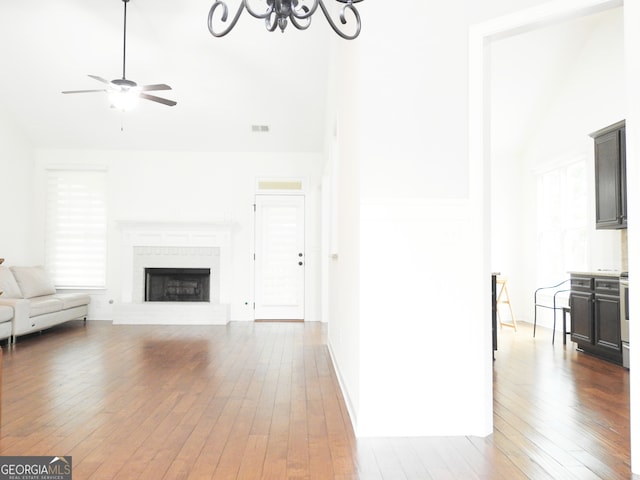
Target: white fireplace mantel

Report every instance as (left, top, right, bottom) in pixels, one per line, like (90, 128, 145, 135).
(117, 220, 237, 245)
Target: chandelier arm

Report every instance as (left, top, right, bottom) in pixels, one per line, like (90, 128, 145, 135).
(264, 12, 280, 32)
(290, 0, 319, 20)
(208, 0, 246, 37)
(317, 0, 361, 40)
(290, 14, 312, 30)
(245, 0, 273, 20)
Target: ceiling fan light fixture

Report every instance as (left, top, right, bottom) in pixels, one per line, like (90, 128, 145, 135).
(109, 87, 140, 111)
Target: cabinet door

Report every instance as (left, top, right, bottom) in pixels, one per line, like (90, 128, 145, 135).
(594, 129, 624, 229)
(594, 294, 621, 352)
(570, 291, 593, 344)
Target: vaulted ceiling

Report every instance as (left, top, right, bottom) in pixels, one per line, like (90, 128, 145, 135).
(0, 2, 620, 156)
(0, 0, 332, 152)
(491, 7, 623, 158)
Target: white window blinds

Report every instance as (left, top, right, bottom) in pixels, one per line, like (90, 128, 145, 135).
(45, 169, 107, 289)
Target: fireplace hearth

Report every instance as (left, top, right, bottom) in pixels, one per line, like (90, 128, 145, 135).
(145, 268, 211, 302)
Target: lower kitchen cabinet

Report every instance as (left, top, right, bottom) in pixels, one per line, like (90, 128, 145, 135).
(570, 273, 622, 365)
(571, 289, 593, 343)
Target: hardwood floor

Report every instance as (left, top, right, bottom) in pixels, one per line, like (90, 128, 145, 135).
(0, 320, 637, 479)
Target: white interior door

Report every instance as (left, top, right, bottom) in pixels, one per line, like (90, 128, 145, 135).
(254, 195, 305, 320)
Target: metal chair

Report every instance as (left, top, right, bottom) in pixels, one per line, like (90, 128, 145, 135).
(534, 279, 570, 344)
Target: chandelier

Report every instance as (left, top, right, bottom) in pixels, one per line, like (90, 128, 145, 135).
(207, 0, 363, 40)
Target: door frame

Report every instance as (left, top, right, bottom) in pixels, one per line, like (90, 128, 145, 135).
(253, 178, 308, 321)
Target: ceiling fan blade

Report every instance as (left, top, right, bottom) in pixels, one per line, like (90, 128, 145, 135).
(62, 89, 108, 94)
(139, 84, 172, 92)
(88, 74, 111, 85)
(139, 92, 177, 107)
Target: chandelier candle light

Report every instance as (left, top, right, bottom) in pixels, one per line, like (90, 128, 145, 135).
(207, 0, 363, 39)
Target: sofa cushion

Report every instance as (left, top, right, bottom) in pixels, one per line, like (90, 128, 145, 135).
(29, 296, 64, 317)
(0, 305, 13, 322)
(0, 266, 23, 298)
(10, 266, 57, 299)
(55, 293, 91, 309)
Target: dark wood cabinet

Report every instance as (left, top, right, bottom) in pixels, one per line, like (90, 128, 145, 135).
(594, 278, 621, 352)
(570, 289, 593, 344)
(570, 273, 622, 365)
(590, 120, 626, 229)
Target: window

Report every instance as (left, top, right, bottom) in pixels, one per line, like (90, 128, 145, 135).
(536, 157, 588, 285)
(45, 169, 107, 289)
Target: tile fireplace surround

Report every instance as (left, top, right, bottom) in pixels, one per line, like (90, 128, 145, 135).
(113, 221, 234, 325)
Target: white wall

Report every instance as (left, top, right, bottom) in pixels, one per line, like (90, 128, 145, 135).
(0, 108, 34, 264)
(326, 0, 564, 438)
(491, 7, 625, 327)
(31, 149, 324, 322)
(325, 36, 362, 427)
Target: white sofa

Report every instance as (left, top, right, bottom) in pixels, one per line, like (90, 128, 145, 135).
(0, 266, 90, 344)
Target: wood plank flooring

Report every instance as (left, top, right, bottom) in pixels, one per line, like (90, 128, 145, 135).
(0, 320, 637, 479)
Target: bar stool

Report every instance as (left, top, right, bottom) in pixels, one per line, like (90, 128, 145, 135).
(533, 279, 570, 344)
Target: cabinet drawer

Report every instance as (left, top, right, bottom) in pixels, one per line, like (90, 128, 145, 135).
(595, 278, 619, 295)
(571, 276, 593, 291)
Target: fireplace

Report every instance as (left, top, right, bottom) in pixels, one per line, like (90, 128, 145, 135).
(145, 268, 211, 302)
(115, 221, 233, 325)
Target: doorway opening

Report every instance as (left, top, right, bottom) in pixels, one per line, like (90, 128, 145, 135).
(470, 0, 634, 470)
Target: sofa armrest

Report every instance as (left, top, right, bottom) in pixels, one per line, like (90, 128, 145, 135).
(0, 298, 29, 320)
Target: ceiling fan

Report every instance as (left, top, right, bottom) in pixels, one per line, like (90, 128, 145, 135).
(62, 0, 176, 109)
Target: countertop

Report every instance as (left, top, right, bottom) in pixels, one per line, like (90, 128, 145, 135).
(568, 270, 622, 278)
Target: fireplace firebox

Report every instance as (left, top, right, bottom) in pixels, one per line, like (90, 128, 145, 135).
(145, 268, 211, 302)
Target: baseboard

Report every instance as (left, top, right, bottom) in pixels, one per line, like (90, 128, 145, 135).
(254, 319, 304, 323)
(327, 342, 358, 436)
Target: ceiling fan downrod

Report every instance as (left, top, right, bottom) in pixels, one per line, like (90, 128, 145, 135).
(114, 0, 136, 89)
(120, 0, 132, 85)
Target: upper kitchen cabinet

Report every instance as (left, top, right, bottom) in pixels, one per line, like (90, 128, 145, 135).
(590, 120, 627, 229)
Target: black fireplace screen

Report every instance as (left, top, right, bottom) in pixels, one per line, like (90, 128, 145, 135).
(145, 268, 211, 302)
